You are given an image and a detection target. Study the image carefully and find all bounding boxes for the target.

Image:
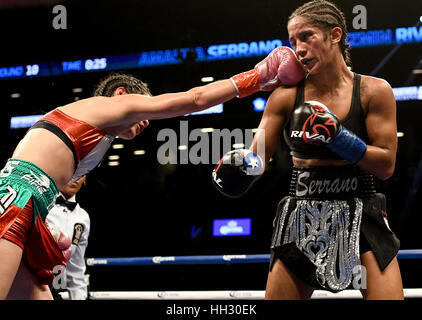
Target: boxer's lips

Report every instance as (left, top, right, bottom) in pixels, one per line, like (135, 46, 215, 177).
(301, 58, 317, 69)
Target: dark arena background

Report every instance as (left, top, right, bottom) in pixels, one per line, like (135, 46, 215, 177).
(1, 0, 422, 303)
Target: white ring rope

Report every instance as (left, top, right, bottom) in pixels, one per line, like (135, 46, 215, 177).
(80, 250, 422, 300)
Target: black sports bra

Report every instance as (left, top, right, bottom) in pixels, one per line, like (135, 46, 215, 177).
(283, 73, 369, 159)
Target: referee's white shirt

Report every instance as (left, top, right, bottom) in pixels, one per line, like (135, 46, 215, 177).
(47, 193, 90, 300)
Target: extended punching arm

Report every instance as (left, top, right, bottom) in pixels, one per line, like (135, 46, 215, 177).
(116, 47, 305, 122)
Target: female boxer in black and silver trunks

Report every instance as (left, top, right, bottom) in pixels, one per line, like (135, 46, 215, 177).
(251, 0, 403, 299)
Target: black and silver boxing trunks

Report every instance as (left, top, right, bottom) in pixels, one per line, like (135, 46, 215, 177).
(269, 165, 400, 292)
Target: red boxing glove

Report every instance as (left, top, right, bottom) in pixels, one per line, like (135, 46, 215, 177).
(230, 46, 305, 98)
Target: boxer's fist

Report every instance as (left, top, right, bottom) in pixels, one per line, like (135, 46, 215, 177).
(212, 149, 264, 198)
(290, 100, 367, 164)
(290, 100, 340, 144)
(257, 46, 306, 89)
(49, 226, 72, 262)
(231, 46, 305, 98)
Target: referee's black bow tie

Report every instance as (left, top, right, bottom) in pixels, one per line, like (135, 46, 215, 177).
(56, 196, 77, 211)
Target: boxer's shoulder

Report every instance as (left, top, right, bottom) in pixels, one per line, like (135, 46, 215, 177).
(356, 75, 394, 114)
(267, 85, 299, 116)
(360, 75, 393, 100)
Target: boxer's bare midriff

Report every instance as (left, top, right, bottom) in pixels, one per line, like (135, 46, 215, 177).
(11, 128, 75, 189)
(292, 157, 349, 167)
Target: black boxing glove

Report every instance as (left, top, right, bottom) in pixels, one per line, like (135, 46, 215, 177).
(289, 100, 367, 164)
(212, 149, 264, 198)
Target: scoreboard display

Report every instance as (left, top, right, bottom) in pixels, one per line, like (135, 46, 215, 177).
(1, 24, 421, 81)
(0, 39, 285, 81)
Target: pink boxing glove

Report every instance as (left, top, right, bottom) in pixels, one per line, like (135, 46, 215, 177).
(230, 46, 305, 98)
(49, 226, 72, 262)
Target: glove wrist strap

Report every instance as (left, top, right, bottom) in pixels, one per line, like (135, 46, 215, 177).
(328, 126, 367, 164)
(230, 69, 259, 98)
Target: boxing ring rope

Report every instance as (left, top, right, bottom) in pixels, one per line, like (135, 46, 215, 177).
(80, 249, 422, 300)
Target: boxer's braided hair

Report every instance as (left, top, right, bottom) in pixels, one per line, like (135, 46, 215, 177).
(288, 0, 352, 67)
(93, 73, 151, 97)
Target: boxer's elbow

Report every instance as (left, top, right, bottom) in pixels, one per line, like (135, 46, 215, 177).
(187, 80, 234, 109)
(373, 157, 395, 181)
(379, 148, 396, 180)
(376, 168, 393, 181)
(359, 147, 396, 180)
(188, 87, 207, 108)
(380, 162, 395, 181)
